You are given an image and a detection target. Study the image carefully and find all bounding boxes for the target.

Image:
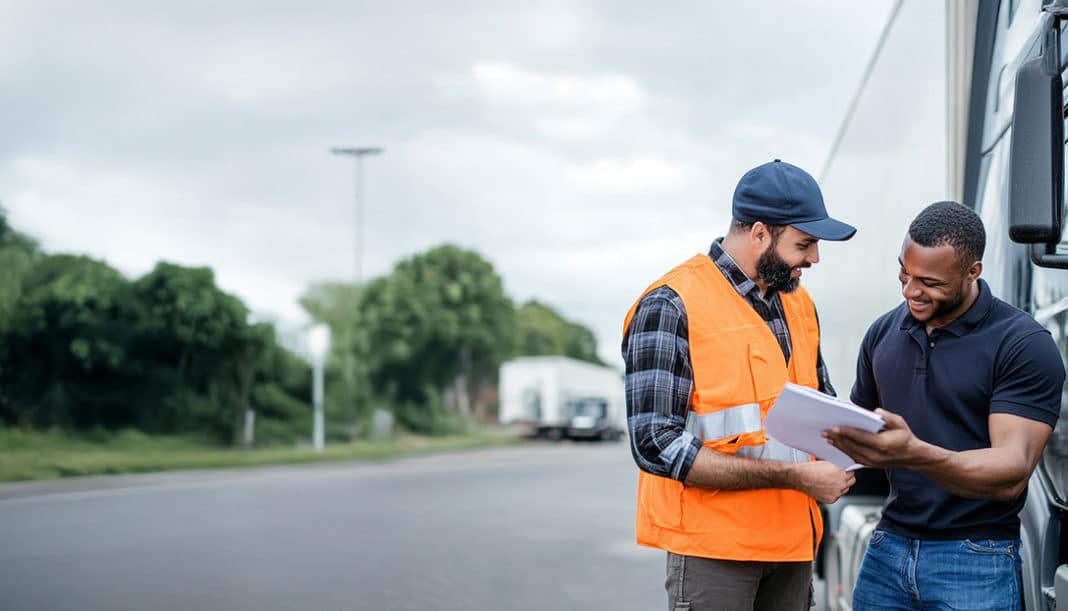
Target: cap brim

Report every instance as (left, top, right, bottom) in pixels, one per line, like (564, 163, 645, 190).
(790, 217, 857, 241)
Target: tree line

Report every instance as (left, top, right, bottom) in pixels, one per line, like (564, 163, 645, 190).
(0, 209, 604, 443)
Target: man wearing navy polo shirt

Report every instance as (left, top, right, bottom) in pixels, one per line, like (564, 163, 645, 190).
(826, 201, 1064, 611)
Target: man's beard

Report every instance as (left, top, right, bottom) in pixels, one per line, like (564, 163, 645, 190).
(922, 288, 966, 322)
(756, 243, 802, 293)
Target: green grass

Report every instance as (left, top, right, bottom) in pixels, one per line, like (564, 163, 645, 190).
(0, 427, 526, 482)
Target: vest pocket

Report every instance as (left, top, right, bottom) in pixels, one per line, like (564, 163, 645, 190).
(747, 342, 785, 405)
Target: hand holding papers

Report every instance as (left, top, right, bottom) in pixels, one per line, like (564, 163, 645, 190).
(764, 383, 885, 471)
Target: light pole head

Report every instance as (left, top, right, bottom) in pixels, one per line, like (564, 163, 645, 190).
(330, 147, 383, 157)
(307, 323, 332, 368)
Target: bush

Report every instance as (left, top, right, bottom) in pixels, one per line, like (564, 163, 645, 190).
(253, 417, 307, 447)
(393, 396, 470, 437)
(252, 382, 309, 423)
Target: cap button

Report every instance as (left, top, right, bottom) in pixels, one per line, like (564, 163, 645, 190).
(773, 159, 781, 163)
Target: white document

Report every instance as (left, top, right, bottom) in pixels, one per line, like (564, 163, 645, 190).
(764, 382, 885, 471)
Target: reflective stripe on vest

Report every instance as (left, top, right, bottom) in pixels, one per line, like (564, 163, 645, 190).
(684, 402, 761, 441)
(685, 404, 807, 463)
(736, 438, 809, 463)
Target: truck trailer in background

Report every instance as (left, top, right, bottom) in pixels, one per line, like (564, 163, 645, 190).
(498, 356, 626, 441)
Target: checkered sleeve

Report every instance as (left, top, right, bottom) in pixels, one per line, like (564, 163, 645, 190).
(814, 307, 836, 397)
(621, 286, 701, 482)
(816, 350, 836, 397)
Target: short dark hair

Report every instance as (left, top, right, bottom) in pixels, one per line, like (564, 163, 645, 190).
(730, 218, 786, 238)
(908, 201, 985, 267)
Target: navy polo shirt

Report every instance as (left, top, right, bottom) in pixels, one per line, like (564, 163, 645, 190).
(851, 279, 1064, 540)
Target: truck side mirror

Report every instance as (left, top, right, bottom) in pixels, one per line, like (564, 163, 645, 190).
(1008, 14, 1068, 267)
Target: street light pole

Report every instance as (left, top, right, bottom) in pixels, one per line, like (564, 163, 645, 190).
(330, 147, 383, 284)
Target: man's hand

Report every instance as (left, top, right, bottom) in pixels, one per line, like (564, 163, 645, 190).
(823, 409, 919, 469)
(793, 460, 856, 504)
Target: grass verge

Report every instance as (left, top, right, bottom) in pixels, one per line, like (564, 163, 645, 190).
(0, 427, 525, 482)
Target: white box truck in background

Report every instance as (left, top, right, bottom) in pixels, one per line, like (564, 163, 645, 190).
(498, 356, 626, 441)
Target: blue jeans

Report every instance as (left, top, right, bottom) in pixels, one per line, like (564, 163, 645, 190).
(852, 529, 1021, 610)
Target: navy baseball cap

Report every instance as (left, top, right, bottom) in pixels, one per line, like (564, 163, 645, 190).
(732, 159, 856, 241)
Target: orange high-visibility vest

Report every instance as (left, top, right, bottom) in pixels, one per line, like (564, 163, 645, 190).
(622, 253, 824, 562)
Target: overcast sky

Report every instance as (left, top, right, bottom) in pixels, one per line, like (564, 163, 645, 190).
(1, 1, 898, 364)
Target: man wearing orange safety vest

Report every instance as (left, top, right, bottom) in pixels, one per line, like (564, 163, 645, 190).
(621, 159, 858, 611)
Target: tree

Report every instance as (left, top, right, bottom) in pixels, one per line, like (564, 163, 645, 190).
(0, 209, 313, 444)
(0, 207, 42, 417)
(0, 208, 41, 328)
(0, 254, 135, 428)
(128, 262, 264, 439)
(249, 334, 312, 444)
(515, 300, 603, 365)
(300, 282, 371, 430)
(358, 244, 515, 431)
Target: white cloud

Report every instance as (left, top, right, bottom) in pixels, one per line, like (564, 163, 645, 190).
(464, 61, 648, 142)
(204, 45, 354, 106)
(720, 120, 829, 174)
(533, 117, 604, 141)
(471, 61, 644, 113)
(568, 156, 688, 193)
(4, 157, 191, 273)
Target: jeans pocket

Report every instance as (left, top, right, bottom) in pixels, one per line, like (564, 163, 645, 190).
(961, 538, 1016, 556)
(868, 530, 886, 548)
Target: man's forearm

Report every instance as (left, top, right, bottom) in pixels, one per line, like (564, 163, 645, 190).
(683, 446, 800, 490)
(906, 441, 1033, 501)
(682, 446, 856, 504)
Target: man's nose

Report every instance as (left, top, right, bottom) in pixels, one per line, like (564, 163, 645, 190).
(902, 278, 921, 297)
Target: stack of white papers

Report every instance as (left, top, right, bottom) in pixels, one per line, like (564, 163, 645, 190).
(764, 383, 885, 471)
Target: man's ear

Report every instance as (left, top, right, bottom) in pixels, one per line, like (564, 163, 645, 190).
(966, 261, 982, 282)
(751, 221, 769, 245)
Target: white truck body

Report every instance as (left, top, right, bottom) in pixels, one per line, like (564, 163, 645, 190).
(498, 356, 625, 440)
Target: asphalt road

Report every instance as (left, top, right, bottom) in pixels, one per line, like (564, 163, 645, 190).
(0, 442, 828, 610)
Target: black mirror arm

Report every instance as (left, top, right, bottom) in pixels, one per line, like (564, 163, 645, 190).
(1046, 1, 1068, 19)
(1031, 242, 1068, 268)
